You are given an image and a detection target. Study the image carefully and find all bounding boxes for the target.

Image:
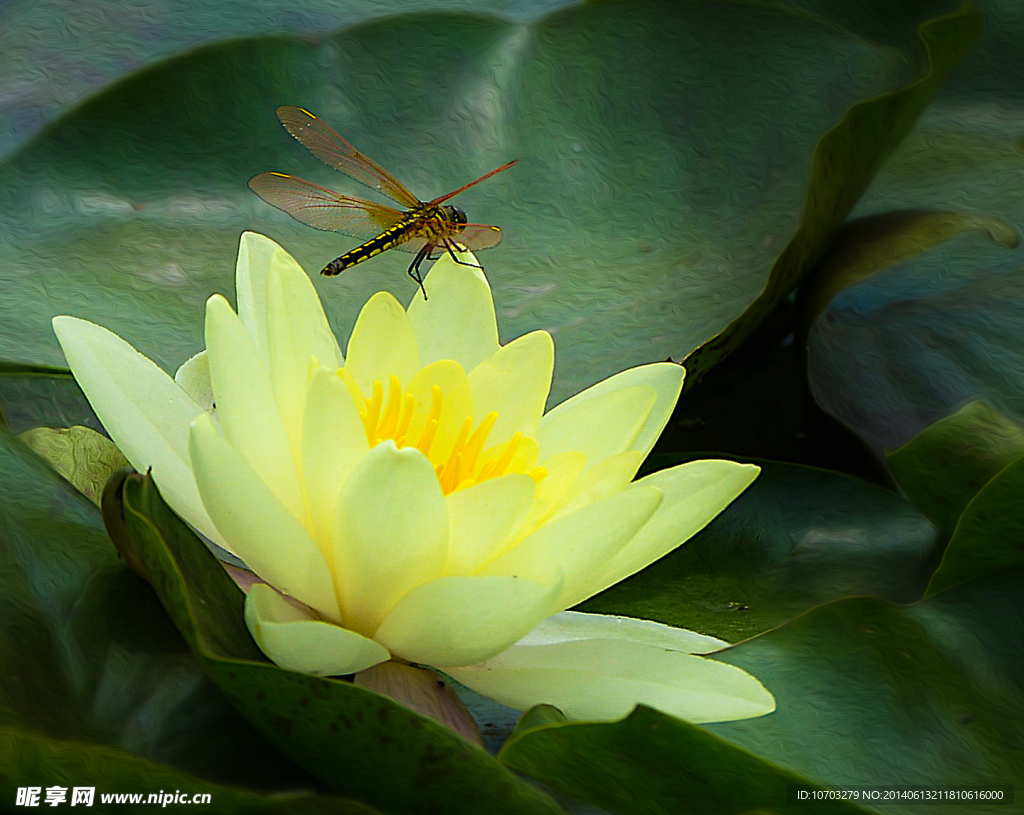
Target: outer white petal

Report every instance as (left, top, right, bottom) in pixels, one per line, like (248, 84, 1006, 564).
(189, 413, 341, 622)
(480, 485, 663, 611)
(525, 611, 731, 652)
(448, 612, 775, 723)
(374, 574, 561, 667)
(245, 584, 388, 676)
(535, 385, 657, 472)
(540, 363, 685, 462)
(174, 351, 213, 412)
(581, 460, 760, 599)
(468, 330, 553, 442)
(265, 249, 344, 448)
(52, 316, 221, 547)
(407, 253, 498, 374)
(234, 231, 278, 355)
(333, 441, 448, 636)
(301, 369, 370, 545)
(344, 291, 420, 396)
(444, 474, 536, 575)
(205, 294, 303, 520)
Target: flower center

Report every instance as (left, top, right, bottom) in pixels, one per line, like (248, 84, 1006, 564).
(360, 375, 546, 495)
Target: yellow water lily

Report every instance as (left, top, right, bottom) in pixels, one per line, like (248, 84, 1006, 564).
(53, 232, 774, 723)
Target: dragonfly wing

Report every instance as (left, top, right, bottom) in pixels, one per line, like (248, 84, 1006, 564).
(390, 223, 504, 255)
(451, 224, 504, 251)
(276, 106, 422, 209)
(249, 173, 405, 239)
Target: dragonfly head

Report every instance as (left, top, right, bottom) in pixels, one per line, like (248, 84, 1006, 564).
(441, 205, 468, 228)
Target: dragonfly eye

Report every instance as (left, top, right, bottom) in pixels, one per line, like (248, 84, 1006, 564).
(444, 205, 468, 225)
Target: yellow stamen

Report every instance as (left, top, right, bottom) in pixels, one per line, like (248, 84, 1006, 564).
(393, 392, 415, 447)
(375, 375, 403, 442)
(461, 411, 498, 481)
(345, 373, 546, 496)
(363, 380, 383, 442)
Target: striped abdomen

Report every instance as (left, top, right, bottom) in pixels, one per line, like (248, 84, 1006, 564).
(321, 205, 463, 276)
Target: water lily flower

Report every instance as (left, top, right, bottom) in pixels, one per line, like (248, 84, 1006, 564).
(53, 232, 774, 723)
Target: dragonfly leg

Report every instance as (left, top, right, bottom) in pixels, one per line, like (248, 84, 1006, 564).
(407, 243, 433, 300)
(443, 241, 484, 270)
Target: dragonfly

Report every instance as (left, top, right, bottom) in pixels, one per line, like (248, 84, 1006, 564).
(249, 106, 517, 299)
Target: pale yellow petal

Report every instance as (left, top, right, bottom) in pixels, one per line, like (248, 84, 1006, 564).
(174, 350, 213, 412)
(52, 316, 222, 548)
(245, 584, 388, 676)
(234, 231, 279, 354)
(553, 450, 644, 520)
(540, 363, 684, 462)
(301, 369, 369, 546)
(583, 460, 760, 598)
(204, 294, 303, 520)
(264, 251, 343, 450)
(333, 441, 447, 636)
(444, 474, 535, 575)
(189, 413, 341, 621)
(518, 450, 586, 538)
(468, 330, 553, 442)
(344, 291, 420, 396)
(407, 253, 498, 374)
(448, 613, 775, 723)
(536, 385, 657, 472)
(479, 485, 662, 610)
(373, 574, 561, 667)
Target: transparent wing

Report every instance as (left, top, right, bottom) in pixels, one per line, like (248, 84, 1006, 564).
(249, 172, 406, 239)
(276, 106, 421, 209)
(391, 223, 504, 255)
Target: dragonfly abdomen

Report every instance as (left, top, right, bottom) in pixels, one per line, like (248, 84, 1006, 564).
(321, 219, 417, 276)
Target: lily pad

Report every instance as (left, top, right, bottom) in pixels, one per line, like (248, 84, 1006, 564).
(576, 459, 939, 643)
(885, 400, 1024, 535)
(508, 566, 1024, 815)
(681, 7, 983, 388)
(0, 2, 924, 405)
(19, 425, 129, 505)
(500, 705, 872, 815)
(105, 469, 567, 815)
(0, 0, 577, 161)
(925, 453, 1024, 595)
(707, 567, 1024, 814)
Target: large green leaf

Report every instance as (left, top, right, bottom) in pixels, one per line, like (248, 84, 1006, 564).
(680, 6, 982, 388)
(706, 568, 1024, 814)
(501, 706, 872, 815)
(0, 0, 574, 162)
(104, 469, 567, 815)
(0, 1, 915, 405)
(509, 567, 1024, 815)
(885, 400, 1024, 536)
(576, 459, 939, 642)
(0, 425, 380, 810)
(925, 454, 1024, 596)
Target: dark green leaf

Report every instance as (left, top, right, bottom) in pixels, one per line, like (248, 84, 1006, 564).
(795, 211, 1018, 352)
(683, 7, 983, 388)
(108, 470, 567, 815)
(885, 400, 1024, 536)
(0, 726, 379, 814)
(500, 706, 872, 815)
(707, 569, 1024, 814)
(0, 2, 914, 406)
(926, 454, 1024, 595)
